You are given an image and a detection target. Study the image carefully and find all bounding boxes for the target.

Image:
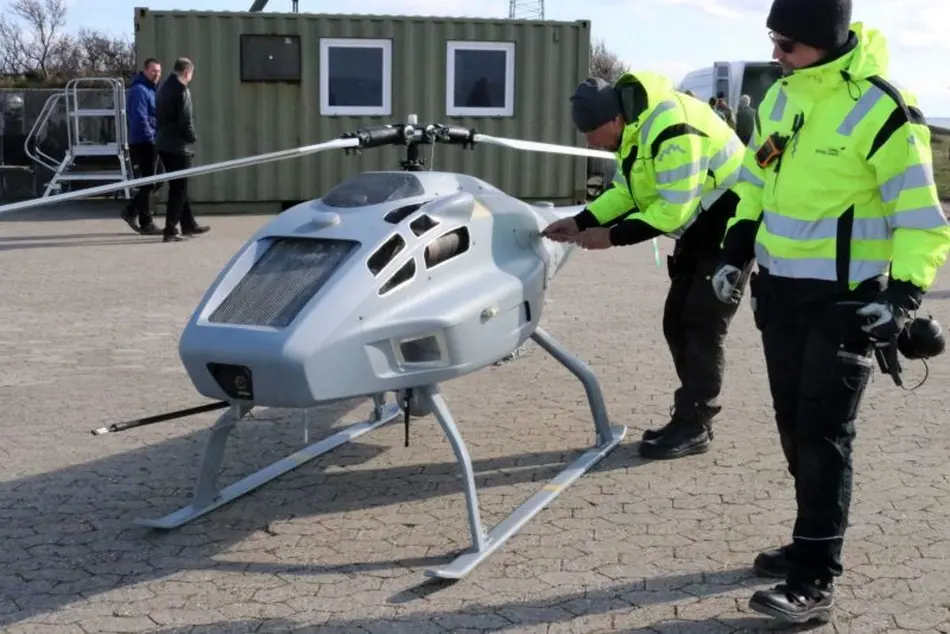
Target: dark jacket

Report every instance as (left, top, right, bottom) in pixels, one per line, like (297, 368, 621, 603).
(736, 104, 756, 145)
(126, 72, 157, 145)
(155, 73, 197, 154)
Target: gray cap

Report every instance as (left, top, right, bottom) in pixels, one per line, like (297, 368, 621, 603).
(570, 77, 621, 133)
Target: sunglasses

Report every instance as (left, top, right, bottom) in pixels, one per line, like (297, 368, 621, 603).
(769, 31, 797, 53)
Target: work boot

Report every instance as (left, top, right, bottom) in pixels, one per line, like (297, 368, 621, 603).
(640, 402, 719, 459)
(749, 580, 834, 624)
(639, 411, 711, 461)
(183, 224, 210, 236)
(642, 404, 716, 442)
(753, 544, 793, 578)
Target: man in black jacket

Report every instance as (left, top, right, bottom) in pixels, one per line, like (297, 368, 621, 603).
(155, 57, 209, 242)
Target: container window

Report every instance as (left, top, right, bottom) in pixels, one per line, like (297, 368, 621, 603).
(240, 34, 301, 83)
(445, 41, 515, 118)
(319, 38, 392, 116)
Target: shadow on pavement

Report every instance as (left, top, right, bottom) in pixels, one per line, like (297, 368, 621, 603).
(0, 396, 656, 629)
(140, 569, 834, 633)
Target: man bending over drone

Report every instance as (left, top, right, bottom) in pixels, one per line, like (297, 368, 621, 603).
(543, 72, 749, 460)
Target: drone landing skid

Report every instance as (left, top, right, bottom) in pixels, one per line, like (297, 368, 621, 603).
(134, 327, 626, 581)
(133, 396, 402, 530)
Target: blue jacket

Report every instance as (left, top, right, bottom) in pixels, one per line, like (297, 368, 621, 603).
(127, 72, 157, 144)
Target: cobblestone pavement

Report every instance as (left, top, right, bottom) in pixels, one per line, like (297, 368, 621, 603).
(1, 205, 949, 634)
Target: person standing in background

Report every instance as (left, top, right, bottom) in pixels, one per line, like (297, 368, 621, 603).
(121, 58, 162, 235)
(155, 57, 209, 242)
(735, 94, 756, 145)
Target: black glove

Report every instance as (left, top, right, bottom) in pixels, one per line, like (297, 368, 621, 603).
(858, 280, 925, 343)
(856, 301, 906, 342)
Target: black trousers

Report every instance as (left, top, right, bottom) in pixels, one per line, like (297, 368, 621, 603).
(662, 249, 747, 413)
(661, 189, 749, 414)
(749, 270, 875, 584)
(157, 151, 198, 235)
(128, 142, 159, 225)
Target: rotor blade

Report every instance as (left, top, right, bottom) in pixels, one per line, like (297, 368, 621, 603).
(0, 137, 360, 216)
(472, 133, 615, 160)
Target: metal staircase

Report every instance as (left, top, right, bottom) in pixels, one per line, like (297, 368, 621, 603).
(24, 77, 133, 198)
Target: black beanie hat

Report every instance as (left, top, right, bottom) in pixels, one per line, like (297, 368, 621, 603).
(766, 0, 852, 51)
(571, 77, 622, 133)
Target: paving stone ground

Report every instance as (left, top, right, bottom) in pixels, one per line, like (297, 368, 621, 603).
(1, 204, 949, 634)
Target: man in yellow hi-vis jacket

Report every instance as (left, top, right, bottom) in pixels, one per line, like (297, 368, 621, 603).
(711, 0, 950, 624)
(543, 70, 748, 461)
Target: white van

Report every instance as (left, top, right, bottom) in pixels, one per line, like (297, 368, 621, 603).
(678, 61, 785, 111)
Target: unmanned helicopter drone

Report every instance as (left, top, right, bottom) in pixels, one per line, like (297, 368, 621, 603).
(0, 118, 629, 580)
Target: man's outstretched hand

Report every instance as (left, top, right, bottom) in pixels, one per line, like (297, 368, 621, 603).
(541, 217, 580, 243)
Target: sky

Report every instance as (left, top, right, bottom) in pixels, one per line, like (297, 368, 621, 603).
(13, 0, 950, 116)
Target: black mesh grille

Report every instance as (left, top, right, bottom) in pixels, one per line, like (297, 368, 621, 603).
(208, 238, 358, 328)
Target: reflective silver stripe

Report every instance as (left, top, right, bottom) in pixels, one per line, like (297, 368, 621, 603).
(880, 164, 936, 203)
(700, 186, 729, 209)
(667, 204, 702, 239)
(891, 205, 949, 230)
(762, 210, 891, 241)
(666, 184, 733, 239)
(613, 163, 625, 186)
(770, 89, 787, 121)
(738, 166, 765, 188)
(836, 85, 886, 136)
(658, 183, 706, 204)
(715, 167, 740, 189)
(655, 157, 708, 184)
(662, 135, 744, 235)
(755, 242, 889, 282)
(638, 100, 679, 146)
(792, 534, 845, 541)
(709, 135, 743, 171)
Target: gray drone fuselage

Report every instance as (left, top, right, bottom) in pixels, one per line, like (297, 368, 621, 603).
(178, 170, 580, 408)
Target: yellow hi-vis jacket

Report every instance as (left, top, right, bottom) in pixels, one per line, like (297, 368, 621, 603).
(723, 22, 949, 297)
(583, 71, 745, 239)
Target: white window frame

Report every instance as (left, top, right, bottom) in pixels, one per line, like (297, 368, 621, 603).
(319, 37, 392, 116)
(445, 41, 515, 117)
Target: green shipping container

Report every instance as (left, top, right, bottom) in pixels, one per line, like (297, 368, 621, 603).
(133, 8, 593, 212)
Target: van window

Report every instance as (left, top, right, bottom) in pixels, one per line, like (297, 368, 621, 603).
(740, 64, 785, 108)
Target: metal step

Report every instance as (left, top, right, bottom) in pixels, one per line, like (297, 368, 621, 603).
(71, 144, 122, 156)
(71, 108, 117, 117)
(56, 171, 128, 181)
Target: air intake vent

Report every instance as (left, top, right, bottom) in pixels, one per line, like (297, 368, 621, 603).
(367, 234, 405, 276)
(410, 214, 439, 236)
(425, 227, 470, 268)
(384, 202, 425, 224)
(209, 238, 357, 328)
(379, 259, 415, 295)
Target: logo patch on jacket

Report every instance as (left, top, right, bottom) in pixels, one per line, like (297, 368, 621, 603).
(656, 144, 685, 162)
(815, 146, 847, 157)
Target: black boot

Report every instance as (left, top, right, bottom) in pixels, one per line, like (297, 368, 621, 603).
(639, 402, 719, 459)
(642, 404, 716, 442)
(638, 404, 713, 460)
(120, 206, 142, 234)
(749, 580, 834, 624)
(753, 544, 793, 578)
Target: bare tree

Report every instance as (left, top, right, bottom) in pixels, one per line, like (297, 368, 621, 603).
(0, 0, 69, 77)
(75, 29, 135, 76)
(0, 0, 135, 83)
(590, 39, 628, 83)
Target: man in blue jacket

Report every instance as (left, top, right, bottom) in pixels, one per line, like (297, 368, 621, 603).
(121, 58, 163, 235)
